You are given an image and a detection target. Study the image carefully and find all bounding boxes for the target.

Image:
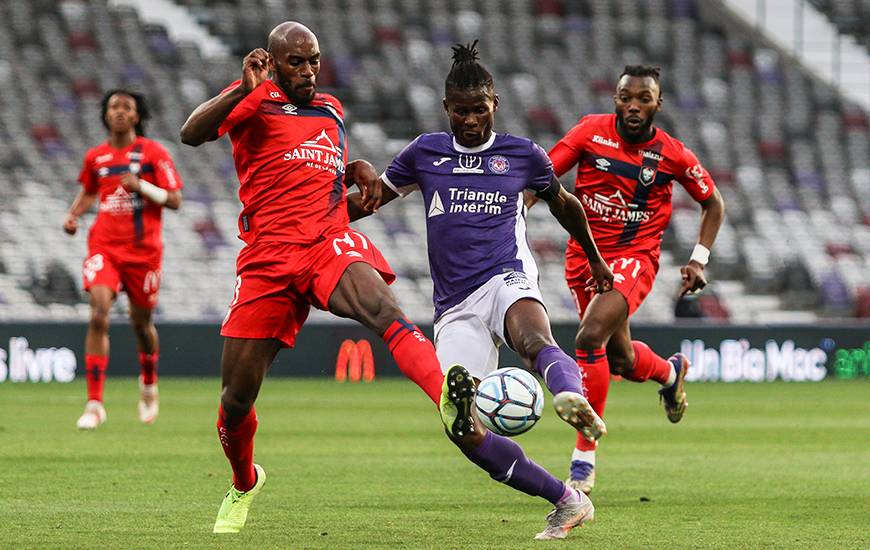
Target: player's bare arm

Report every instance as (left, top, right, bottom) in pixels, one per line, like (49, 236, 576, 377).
(346, 176, 399, 222)
(119, 172, 183, 210)
(541, 179, 614, 293)
(63, 189, 99, 235)
(180, 49, 271, 145)
(680, 187, 725, 296)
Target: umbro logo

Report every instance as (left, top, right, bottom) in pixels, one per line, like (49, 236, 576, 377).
(433, 157, 451, 166)
(282, 103, 297, 115)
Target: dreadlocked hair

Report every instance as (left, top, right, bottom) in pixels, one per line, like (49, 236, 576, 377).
(100, 89, 150, 136)
(445, 40, 493, 95)
(620, 65, 661, 84)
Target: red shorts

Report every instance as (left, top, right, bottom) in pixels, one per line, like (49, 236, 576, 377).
(566, 250, 658, 319)
(82, 248, 162, 309)
(220, 229, 395, 348)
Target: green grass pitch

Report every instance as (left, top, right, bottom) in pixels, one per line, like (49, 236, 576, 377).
(1, 378, 868, 549)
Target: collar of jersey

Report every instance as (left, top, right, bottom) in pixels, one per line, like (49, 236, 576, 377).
(452, 132, 496, 154)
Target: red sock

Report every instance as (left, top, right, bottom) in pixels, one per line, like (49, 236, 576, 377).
(575, 348, 609, 452)
(139, 352, 158, 385)
(217, 405, 258, 492)
(625, 341, 672, 384)
(85, 354, 108, 402)
(383, 319, 443, 404)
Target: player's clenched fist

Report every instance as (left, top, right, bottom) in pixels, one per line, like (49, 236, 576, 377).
(241, 48, 271, 93)
(345, 160, 381, 212)
(63, 213, 78, 235)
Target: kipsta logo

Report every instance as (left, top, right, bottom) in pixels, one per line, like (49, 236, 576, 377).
(488, 155, 510, 174)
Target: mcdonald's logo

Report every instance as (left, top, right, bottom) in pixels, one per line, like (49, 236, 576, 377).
(335, 339, 375, 383)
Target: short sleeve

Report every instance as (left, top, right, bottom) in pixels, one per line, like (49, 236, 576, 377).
(526, 141, 555, 193)
(673, 145, 715, 202)
(217, 81, 261, 137)
(548, 116, 590, 176)
(78, 150, 98, 194)
(149, 142, 184, 191)
(382, 136, 422, 196)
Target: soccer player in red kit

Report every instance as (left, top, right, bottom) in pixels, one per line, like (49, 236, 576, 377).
(180, 22, 444, 533)
(546, 66, 725, 493)
(64, 90, 183, 430)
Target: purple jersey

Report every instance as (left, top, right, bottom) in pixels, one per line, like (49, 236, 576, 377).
(383, 132, 554, 320)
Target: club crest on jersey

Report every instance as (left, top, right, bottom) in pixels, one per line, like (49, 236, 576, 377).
(453, 155, 483, 174)
(282, 103, 297, 115)
(639, 166, 657, 186)
(487, 155, 510, 174)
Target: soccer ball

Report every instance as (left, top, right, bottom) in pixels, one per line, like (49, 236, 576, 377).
(475, 367, 544, 436)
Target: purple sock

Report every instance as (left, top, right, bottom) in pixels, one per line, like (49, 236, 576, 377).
(535, 345, 584, 395)
(464, 431, 566, 504)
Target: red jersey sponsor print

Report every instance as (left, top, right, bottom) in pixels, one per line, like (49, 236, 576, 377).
(79, 137, 182, 258)
(218, 80, 349, 246)
(549, 114, 715, 261)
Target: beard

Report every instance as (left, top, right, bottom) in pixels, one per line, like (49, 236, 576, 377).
(616, 111, 656, 141)
(275, 73, 315, 105)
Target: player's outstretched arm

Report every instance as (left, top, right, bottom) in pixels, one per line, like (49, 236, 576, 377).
(346, 178, 399, 222)
(180, 49, 271, 145)
(541, 179, 613, 293)
(679, 187, 725, 296)
(345, 159, 399, 221)
(63, 190, 98, 235)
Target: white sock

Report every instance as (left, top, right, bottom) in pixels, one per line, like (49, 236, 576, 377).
(571, 449, 596, 466)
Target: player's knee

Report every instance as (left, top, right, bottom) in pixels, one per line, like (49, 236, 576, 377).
(130, 318, 153, 339)
(89, 309, 110, 333)
(575, 322, 609, 351)
(220, 387, 255, 419)
(514, 334, 552, 365)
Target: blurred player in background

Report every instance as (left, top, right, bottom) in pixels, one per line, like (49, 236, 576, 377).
(64, 90, 183, 430)
(545, 66, 725, 493)
(349, 41, 613, 540)
(180, 22, 444, 534)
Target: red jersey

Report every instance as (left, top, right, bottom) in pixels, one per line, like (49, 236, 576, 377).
(218, 80, 349, 246)
(79, 136, 182, 257)
(549, 114, 715, 261)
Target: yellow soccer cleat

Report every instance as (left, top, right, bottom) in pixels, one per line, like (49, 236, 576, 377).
(213, 464, 266, 533)
(439, 364, 476, 437)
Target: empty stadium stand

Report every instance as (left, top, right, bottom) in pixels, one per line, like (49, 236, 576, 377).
(0, 0, 867, 324)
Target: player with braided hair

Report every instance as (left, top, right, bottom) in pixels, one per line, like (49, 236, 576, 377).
(347, 41, 613, 540)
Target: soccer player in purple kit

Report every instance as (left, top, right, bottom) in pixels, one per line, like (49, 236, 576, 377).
(348, 42, 613, 540)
